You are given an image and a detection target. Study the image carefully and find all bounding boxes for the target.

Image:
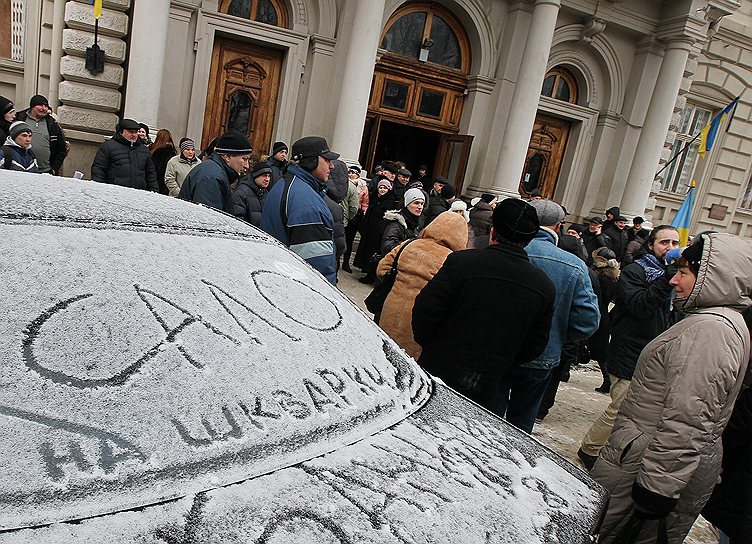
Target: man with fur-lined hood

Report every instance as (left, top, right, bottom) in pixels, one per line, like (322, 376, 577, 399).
(376, 211, 468, 359)
(591, 232, 752, 543)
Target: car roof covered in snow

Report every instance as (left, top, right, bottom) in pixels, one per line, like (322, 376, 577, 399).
(0, 173, 607, 542)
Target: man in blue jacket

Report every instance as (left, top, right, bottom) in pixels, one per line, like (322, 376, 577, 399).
(260, 136, 338, 285)
(179, 130, 252, 213)
(494, 199, 600, 433)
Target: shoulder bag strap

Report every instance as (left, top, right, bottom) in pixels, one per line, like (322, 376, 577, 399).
(391, 238, 416, 274)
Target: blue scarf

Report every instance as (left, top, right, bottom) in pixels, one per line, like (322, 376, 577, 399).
(634, 253, 666, 283)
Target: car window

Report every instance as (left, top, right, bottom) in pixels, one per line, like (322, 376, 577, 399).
(0, 183, 431, 529)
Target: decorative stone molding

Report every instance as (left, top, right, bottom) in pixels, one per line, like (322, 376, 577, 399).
(62, 29, 126, 63)
(466, 74, 496, 95)
(580, 17, 606, 44)
(547, 49, 598, 107)
(58, 0, 131, 135)
(65, 2, 129, 37)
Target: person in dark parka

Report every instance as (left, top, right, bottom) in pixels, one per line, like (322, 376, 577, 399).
(603, 214, 629, 262)
(91, 118, 158, 191)
(702, 384, 752, 543)
(0, 96, 15, 143)
(469, 193, 495, 240)
(266, 140, 288, 187)
(413, 198, 556, 410)
(588, 247, 621, 393)
(232, 160, 271, 227)
(179, 130, 252, 214)
(353, 179, 397, 283)
(581, 217, 611, 265)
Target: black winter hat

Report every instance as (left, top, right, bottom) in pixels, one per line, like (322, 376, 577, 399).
(138, 123, 149, 135)
(0, 96, 14, 116)
(250, 162, 273, 179)
(9, 121, 32, 139)
(272, 141, 288, 155)
(682, 238, 704, 266)
(440, 184, 456, 199)
(434, 176, 448, 186)
(29, 94, 49, 108)
(214, 130, 253, 156)
(382, 162, 399, 174)
(480, 193, 496, 204)
(291, 136, 339, 161)
(606, 206, 620, 217)
(493, 198, 540, 246)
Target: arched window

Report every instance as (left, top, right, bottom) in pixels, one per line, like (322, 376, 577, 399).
(541, 67, 578, 104)
(381, 3, 470, 73)
(220, 0, 289, 28)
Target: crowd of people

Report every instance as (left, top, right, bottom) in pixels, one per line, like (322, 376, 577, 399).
(3, 92, 752, 544)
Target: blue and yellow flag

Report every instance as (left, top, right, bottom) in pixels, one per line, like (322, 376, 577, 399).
(670, 180, 696, 247)
(698, 96, 740, 158)
(90, 0, 102, 19)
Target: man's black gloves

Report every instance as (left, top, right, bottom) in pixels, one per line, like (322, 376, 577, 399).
(631, 482, 678, 520)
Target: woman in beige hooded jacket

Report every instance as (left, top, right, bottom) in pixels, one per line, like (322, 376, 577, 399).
(376, 211, 468, 359)
(591, 232, 752, 543)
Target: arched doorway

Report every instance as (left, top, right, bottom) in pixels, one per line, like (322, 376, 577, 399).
(362, 3, 473, 193)
(201, 0, 289, 154)
(520, 67, 578, 198)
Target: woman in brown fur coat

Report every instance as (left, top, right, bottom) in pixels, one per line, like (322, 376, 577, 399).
(376, 211, 468, 359)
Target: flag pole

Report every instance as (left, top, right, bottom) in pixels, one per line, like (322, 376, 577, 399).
(654, 130, 703, 179)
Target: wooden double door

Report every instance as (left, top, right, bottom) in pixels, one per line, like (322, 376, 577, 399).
(202, 38, 283, 156)
(519, 114, 571, 199)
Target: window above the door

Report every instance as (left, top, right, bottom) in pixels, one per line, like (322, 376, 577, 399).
(381, 3, 470, 73)
(221, 0, 289, 28)
(541, 67, 578, 104)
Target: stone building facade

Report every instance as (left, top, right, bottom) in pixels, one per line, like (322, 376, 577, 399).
(1, 0, 751, 235)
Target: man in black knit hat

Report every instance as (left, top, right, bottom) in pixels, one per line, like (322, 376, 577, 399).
(413, 198, 556, 409)
(266, 140, 288, 187)
(179, 130, 252, 213)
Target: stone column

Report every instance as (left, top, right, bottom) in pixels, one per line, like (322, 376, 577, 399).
(123, 0, 171, 129)
(620, 40, 692, 217)
(329, 0, 386, 165)
(489, 0, 560, 198)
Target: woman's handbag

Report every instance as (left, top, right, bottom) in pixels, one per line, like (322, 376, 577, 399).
(363, 239, 415, 314)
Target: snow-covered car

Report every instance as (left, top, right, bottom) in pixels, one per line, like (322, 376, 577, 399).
(0, 172, 607, 543)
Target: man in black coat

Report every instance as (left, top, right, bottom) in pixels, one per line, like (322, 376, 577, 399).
(266, 140, 288, 187)
(179, 130, 252, 214)
(581, 217, 610, 264)
(412, 198, 556, 409)
(424, 179, 455, 226)
(233, 160, 271, 227)
(91, 118, 158, 191)
(602, 214, 629, 262)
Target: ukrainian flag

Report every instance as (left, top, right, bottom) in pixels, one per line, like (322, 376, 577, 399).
(698, 96, 740, 158)
(670, 181, 696, 247)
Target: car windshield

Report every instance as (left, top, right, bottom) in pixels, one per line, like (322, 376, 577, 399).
(0, 177, 431, 530)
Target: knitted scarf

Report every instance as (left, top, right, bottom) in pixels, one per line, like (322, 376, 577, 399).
(634, 253, 666, 283)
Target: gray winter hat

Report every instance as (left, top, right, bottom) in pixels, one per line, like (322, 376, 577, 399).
(529, 199, 565, 227)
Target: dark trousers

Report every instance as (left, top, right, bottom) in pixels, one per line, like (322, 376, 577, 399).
(494, 366, 553, 433)
(537, 363, 562, 419)
(343, 216, 360, 268)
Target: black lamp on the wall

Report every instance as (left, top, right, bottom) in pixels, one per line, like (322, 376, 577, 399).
(85, 0, 105, 75)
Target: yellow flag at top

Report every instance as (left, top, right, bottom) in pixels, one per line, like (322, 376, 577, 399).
(94, 0, 102, 19)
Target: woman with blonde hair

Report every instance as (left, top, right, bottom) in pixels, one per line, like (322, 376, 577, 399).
(376, 210, 468, 359)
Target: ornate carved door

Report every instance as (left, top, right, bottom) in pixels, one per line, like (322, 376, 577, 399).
(202, 38, 283, 156)
(519, 114, 571, 199)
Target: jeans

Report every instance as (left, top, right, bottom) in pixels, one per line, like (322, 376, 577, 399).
(494, 366, 553, 433)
